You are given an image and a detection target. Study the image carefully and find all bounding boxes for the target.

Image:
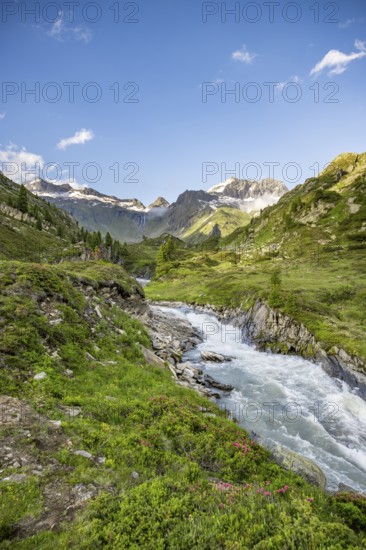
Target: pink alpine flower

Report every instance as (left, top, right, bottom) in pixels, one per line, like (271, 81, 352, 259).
(275, 485, 289, 494)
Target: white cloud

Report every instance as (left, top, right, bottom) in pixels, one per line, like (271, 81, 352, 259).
(72, 26, 93, 43)
(0, 144, 44, 183)
(290, 75, 303, 84)
(232, 45, 257, 64)
(47, 16, 63, 40)
(0, 112, 5, 120)
(68, 178, 87, 190)
(57, 128, 94, 150)
(310, 39, 366, 76)
(50, 175, 86, 189)
(338, 18, 356, 29)
(275, 76, 303, 91)
(275, 82, 286, 91)
(47, 12, 92, 44)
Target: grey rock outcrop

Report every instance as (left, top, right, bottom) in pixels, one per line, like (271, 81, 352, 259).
(271, 444, 327, 489)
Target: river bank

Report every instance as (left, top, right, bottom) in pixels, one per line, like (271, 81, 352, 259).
(142, 301, 366, 494)
(146, 298, 366, 400)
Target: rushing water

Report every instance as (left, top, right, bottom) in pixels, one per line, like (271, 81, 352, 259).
(155, 305, 366, 493)
(136, 278, 151, 288)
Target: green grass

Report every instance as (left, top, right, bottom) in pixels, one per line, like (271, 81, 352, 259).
(125, 235, 188, 277)
(1, 259, 365, 548)
(182, 207, 251, 243)
(146, 247, 366, 363)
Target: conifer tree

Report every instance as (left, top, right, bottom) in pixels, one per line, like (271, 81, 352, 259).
(17, 185, 28, 213)
(105, 232, 113, 248)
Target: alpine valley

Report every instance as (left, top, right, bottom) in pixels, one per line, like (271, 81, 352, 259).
(1, 153, 366, 549)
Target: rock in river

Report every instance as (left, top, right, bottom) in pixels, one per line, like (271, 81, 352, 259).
(203, 374, 234, 392)
(201, 351, 232, 363)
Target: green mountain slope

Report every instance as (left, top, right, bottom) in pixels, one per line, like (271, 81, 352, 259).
(224, 152, 366, 255)
(0, 173, 81, 262)
(0, 173, 129, 265)
(124, 234, 186, 277)
(182, 206, 251, 243)
(146, 152, 366, 366)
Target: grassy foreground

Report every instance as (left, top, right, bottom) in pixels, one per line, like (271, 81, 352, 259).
(0, 260, 365, 548)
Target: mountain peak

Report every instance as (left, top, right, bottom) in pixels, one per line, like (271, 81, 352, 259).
(25, 178, 146, 210)
(208, 177, 288, 199)
(25, 178, 73, 194)
(148, 197, 170, 209)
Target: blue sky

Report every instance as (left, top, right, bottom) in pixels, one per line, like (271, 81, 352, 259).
(0, 0, 365, 204)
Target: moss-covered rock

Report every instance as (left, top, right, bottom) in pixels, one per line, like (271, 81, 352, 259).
(271, 444, 327, 489)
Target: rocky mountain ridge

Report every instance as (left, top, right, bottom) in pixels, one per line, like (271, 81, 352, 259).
(25, 176, 288, 243)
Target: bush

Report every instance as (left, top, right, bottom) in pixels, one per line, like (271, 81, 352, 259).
(322, 285, 356, 304)
(334, 493, 366, 532)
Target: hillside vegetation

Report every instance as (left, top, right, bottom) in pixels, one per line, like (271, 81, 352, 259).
(146, 153, 366, 365)
(0, 173, 80, 262)
(0, 174, 128, 264)
(183, 207, 251, 244)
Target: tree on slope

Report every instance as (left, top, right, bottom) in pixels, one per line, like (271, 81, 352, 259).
(17, 185, 28, 213)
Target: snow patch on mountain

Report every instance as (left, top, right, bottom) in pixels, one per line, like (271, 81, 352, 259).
(25, 178, 147, 211)
(208, 178, 236, 194)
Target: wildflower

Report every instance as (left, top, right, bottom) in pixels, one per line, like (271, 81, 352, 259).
(264, 491, 271, 496)
(307, 497, 314, 503)
(265, 481, 271, 485)
(276, 485, 289, 494)
(217, 482, 234, 492)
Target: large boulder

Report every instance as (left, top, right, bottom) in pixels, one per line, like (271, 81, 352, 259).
(271, 444, 327, 489)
